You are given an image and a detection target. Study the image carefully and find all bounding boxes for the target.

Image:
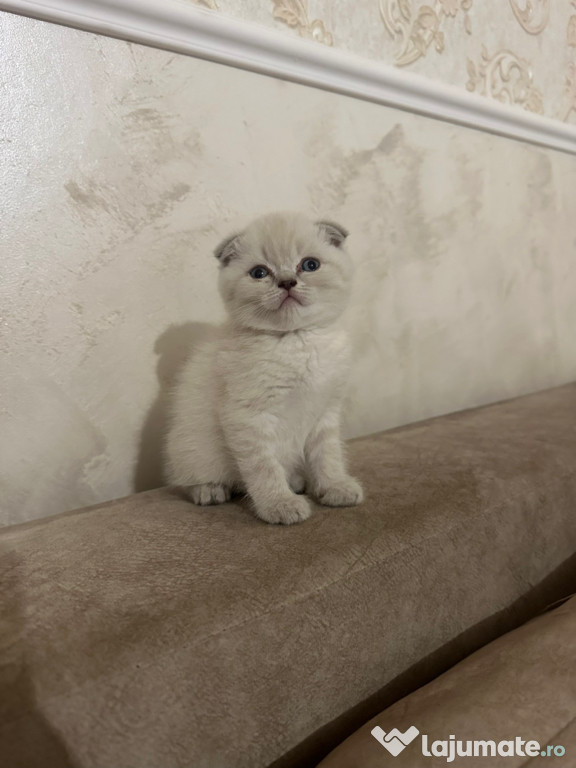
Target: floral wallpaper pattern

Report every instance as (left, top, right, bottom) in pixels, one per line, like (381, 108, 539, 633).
(187, 0, 576, 124)
(272, 0, 333, 45)
(466, 46, 544, 115)
(509, 0, 550, 35)
(379, 0, 473, 67)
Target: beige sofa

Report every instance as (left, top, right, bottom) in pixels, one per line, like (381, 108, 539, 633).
(1, 384, 575, 767)
(319, 594, 576, 767)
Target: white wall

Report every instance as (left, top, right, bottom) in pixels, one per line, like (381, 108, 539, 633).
(1, 13, 576, 526)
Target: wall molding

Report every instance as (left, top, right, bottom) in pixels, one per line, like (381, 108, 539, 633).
(2, 0, 576, 155)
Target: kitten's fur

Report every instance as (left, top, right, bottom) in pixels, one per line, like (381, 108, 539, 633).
(165, 212, 363, 525)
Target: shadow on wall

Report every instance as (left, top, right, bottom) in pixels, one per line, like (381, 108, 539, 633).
(0, 546, 78, 767)
(134, 322, 219, 493)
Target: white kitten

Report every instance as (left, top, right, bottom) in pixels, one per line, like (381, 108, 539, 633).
(164, 212, 363, 525)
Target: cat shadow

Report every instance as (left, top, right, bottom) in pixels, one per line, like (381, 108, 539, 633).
(134, 321, 219, 493)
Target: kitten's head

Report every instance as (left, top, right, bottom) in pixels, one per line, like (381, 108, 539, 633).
(214, 212, 352, 332)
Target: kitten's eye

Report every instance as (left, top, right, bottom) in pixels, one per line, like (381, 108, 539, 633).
(249, 265, 269, 279)
(301, 257, 321, 272)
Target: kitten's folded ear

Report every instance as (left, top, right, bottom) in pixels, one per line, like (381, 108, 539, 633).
(214, 233, 242, 266)
(316, 220, 349, 248)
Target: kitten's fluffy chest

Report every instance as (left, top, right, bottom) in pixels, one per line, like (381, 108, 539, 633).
(219, 328, 349, 417)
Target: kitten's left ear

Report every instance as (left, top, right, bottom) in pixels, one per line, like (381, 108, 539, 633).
(316, 220, 349, 248)
(214, 232, 242, 266)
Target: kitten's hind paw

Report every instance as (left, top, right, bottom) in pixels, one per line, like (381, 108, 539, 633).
(185, 483, 232, 506)
(255, 495, 311, 525)
(316, 477, 364, 507)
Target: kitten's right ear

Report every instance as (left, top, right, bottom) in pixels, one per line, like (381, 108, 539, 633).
(214, 233, 242, 266)
(316, 220, 349, 248)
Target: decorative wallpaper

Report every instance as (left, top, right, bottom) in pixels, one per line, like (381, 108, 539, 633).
(2, 12, 576, 526)
(187, 0, 576, 124)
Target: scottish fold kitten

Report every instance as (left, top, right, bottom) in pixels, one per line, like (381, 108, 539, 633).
(165, 212, 363, 525)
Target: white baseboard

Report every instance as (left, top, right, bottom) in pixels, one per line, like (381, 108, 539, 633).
(2, 0, 576, 155)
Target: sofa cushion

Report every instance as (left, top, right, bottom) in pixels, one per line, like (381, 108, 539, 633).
(318, 595, 576, 767)
(1, 384, 576, 768)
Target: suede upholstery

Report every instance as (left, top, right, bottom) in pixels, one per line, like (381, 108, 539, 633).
(319, 595, 576, 767)
(1, 384, 576, 768)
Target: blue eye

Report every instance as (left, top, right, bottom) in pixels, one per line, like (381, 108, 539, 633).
(301, 258, 320, 272)
(249, 266, 268, 279)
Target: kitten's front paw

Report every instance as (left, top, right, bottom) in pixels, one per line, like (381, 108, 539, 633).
(255, 495, 311, 525)
(185, 483, 232, 506)
(316, 477, 364, 507)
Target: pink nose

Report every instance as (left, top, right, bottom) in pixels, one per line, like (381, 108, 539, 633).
(278, 279, 297, 291)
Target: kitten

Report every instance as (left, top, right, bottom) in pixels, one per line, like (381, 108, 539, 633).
(164, 212, 363, 525)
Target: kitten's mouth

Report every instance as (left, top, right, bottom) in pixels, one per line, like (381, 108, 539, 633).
(278, 293, 303, 309)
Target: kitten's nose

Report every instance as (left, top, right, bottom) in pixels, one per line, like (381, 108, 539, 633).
(278, 279, 297, 291)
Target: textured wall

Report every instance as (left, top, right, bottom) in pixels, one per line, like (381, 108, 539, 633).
(189, 0, 576, 123)
(1, 12, 576, 526)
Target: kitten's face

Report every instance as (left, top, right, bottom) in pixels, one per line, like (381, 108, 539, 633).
(215, 213, 352, 332)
